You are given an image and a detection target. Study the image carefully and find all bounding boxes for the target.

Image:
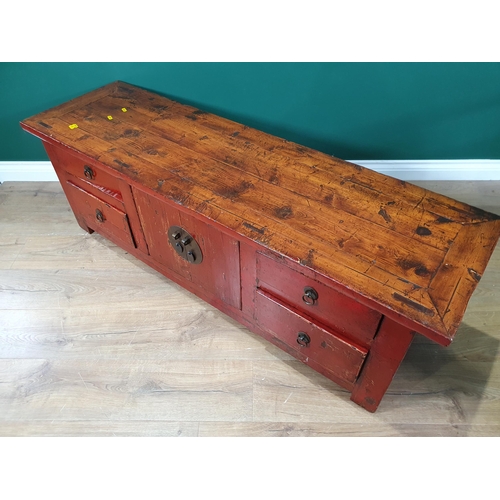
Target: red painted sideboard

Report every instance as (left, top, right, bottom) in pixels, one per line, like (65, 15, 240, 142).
(21, 81, 500, 412)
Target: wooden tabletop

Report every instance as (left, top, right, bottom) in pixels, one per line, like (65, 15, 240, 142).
(21, 81, 500, 345)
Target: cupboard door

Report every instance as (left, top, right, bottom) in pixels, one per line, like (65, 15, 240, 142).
(133, 187, 241, 310)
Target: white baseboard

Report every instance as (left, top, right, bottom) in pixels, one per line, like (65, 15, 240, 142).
(351, 160, 500, 181)
(0, 162, 59, 182)
(1, 160, 499, 182)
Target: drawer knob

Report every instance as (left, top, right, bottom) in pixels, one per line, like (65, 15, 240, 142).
(297, 332, 311, 347)
(95, 209, 104, 223)
(302, 286, 318, 305)
(84, 165, 95, 180)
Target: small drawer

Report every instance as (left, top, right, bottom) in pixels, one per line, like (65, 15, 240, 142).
(256, 252, 382, 346)
(65, 181, 135, 248)
(51, 146, 123, 202)
(255, 289, 368, 384)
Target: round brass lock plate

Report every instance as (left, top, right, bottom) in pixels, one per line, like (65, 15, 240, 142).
(167, 225, 203, 264)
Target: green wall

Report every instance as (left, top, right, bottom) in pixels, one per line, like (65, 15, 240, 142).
(2, 63, 500, 161)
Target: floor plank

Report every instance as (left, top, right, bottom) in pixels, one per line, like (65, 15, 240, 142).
(0, 358, 253, 422)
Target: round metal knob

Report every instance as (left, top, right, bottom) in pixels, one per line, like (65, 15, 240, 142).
(302, 286, 318, 306)
(95, 209, 104, 223)
(84, 165, 94, 180)
(171, 231, 182, 240)
(297, 332, 311, 347)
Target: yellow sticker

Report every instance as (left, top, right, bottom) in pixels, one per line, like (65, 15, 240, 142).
(107, 115, 113, 120)
(68, 124, 78, 129)
(121, 107, 127, 112)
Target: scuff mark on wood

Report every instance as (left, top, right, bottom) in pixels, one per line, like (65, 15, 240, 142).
(467, 268, 482, 282)
(75, 134, 91, 142)
(268, 168, 279, 185)
(218, 180, 254, 201)
(378, 208, 392, 223)
(344, 176, 384, 195)
(117, 85, 135, 94)
(113, 159, 132, 169)
(242, 222, 266, 235)
(414, 265, 431, 277)
(393, 293, 435, 316)
(323, 193, 334, 205)
(123, 129, 141, 138)
(398, 257, 431, 278)
(300, 249, 315, 267)
(416, 226, 432, 236)
(151, 104, 168, 113)
(398, 258, 425, 271)
(436, 215, 453, 223)
(274, 206, 293, 219)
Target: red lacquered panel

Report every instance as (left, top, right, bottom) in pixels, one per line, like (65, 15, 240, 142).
(256, 252, 382, 346)
(65, 181, 135, 248)
(132, 186, 241, 310)
(255, 289, 368, 384)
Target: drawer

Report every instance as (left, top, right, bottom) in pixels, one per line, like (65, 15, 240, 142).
(255, 289, 368, 384)
(65, 181, 136, 248)
(49, 145, 123, 204)
(256, 252, 382, 346)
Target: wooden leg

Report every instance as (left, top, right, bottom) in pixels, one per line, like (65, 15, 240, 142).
(350, 317, 415, 412)
(73, 215, 94, 234)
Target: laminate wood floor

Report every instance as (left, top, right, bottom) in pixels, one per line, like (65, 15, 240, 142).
(1, 181, 499, 436)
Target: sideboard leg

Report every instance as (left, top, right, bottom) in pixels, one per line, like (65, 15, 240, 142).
(350, 317, 415, 412)
(74, 214, 94, 234)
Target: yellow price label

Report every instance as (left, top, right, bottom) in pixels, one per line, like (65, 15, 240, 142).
(68, 124, 78, 129)
(107, 115, 113, 120)
(121, 108, 127, 112)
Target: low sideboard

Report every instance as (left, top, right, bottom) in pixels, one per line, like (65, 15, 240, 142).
(20, 81, 500, 412)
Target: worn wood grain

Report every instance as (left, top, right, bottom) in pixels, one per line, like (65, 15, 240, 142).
(197, 422, 500, 437)
(0, 421, 200, 437)
(0, 358, 253, 422)
(20, 81, 500, 343)
(1, 182, 500, 435)
(0, 307, 292, 361)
